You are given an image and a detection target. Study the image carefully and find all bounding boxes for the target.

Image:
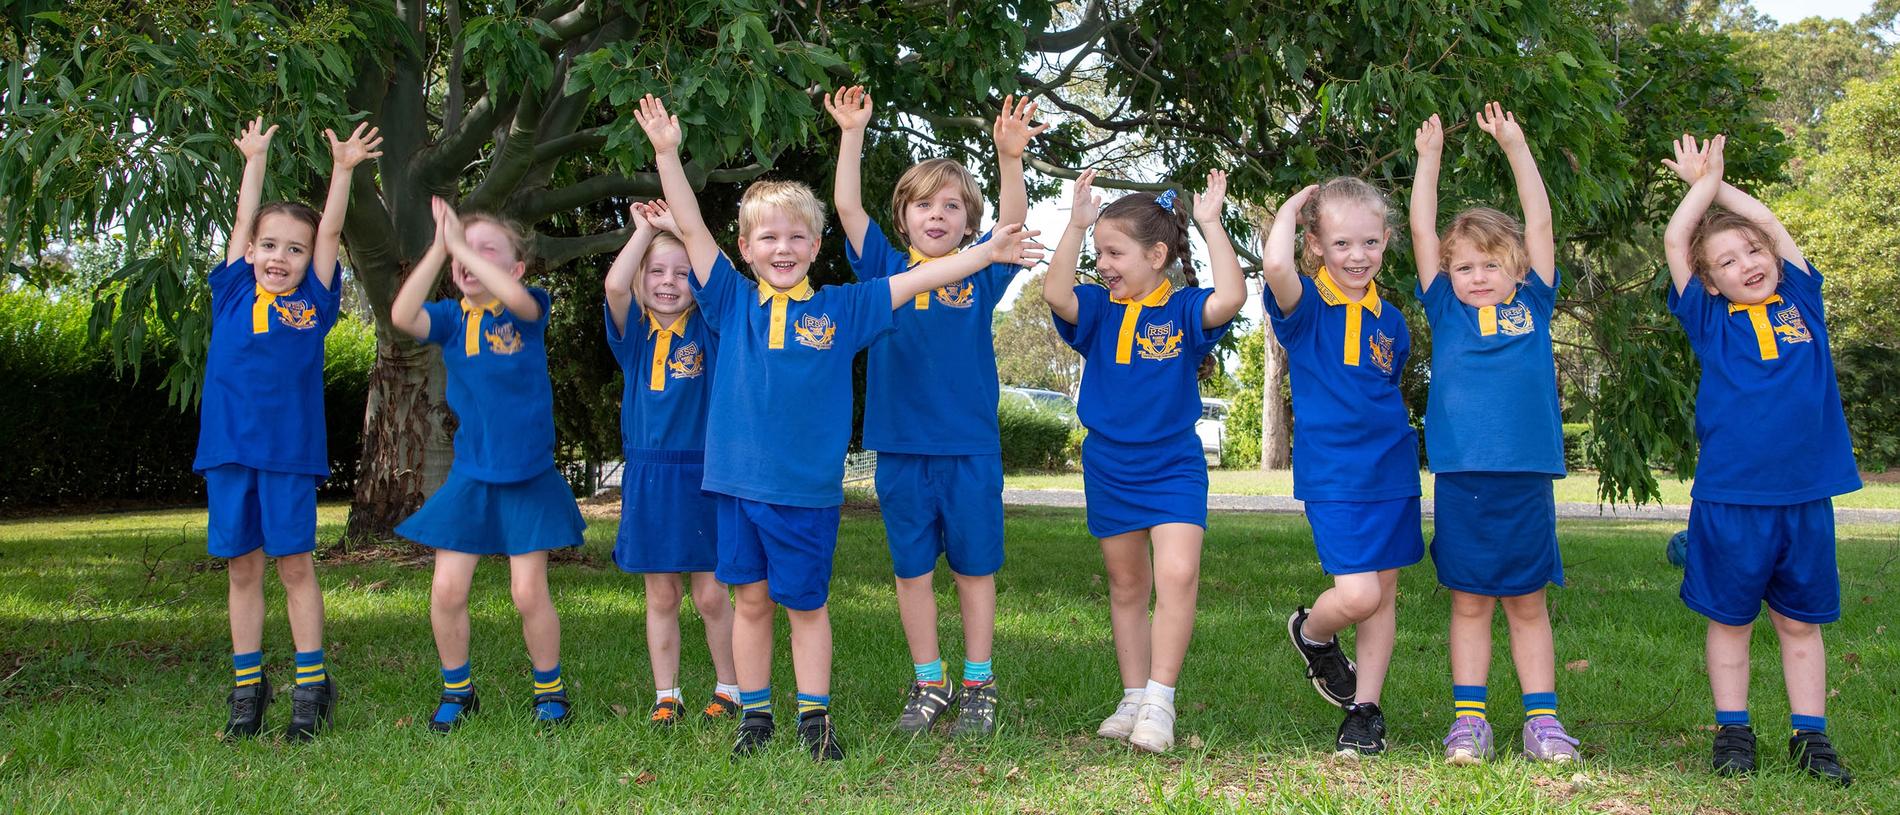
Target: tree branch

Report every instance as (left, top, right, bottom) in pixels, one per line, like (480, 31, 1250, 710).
(463, 78, 550, 212)
(534, 224, 635, 267)
(444, 0, 466, 134)
(1033, 0, 1110, 52)
(516, 162, 768, 222)
(530, 127, 607, 165)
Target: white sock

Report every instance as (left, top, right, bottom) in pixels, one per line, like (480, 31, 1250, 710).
(1122, 687, 1145, 701)
(656, 687, 682, 704)
(714, 682, 741, 701)
(1299, 622, 1330, 647)
(1144, 680, 1177, 704)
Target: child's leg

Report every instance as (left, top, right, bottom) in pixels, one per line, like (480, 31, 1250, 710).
(507, 551, 560, 671)
(788, 604, 833, 699)
(227, 549, 267, 656)
(1768, 610, 1826, 724)
(953, 571, 996, 669)
(688, 571, 738, 688)
(1501, 590, 1555, 696)
(1449, 591, 1497, 691)
(1302, 570, 1384, 642)
(732, 581, 776, 695)
(276, 552, 325, 654)
(430, 551, 481, 669)
(1146, 523, 1203, 686)
(894, 573, 942, 668)
(1351, 569, 1401, 706)
(644, 573, 686, 692)
(1706, 619, 1754, 716)
(1099, 530, 1155, 689)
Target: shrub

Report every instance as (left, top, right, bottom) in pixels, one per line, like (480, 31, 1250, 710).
(997, 398, 1069, 471)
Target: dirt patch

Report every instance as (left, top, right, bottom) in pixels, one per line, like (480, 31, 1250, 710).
(1861, 469, 1900, 484)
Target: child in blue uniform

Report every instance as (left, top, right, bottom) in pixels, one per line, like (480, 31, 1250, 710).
(1046, 168, 1246, 754)
(198, 118, 380, 740)
(390, 198, 587, 731)
(1261, 175, 1422, 757)
(825, 86, 1047, 737)
(634, 94, 1042, 761)
(1411, 104, 1577, 765)
(1661, 134, 1859, 785)
(603, 200, 740, 726)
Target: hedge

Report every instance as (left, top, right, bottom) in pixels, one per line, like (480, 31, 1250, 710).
(998, 398, 1070, 471)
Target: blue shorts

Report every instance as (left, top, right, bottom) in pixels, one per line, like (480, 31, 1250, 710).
(1305, 497, 1425, 576)
(1429, 472, 1563, 596)
(875, 452, 1004, 579)
(204, 464, 320, 558)
(1081, 432, 1209, 538)
(396, 466, 586, 556)
(714, 496, 841, 611)
(1681, 498, 1840, 626)
(614, 449, 717, 573)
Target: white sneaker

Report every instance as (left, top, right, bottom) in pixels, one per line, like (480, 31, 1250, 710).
(1127, 695, 1177, 753)
(1096, 694, 1142, 740)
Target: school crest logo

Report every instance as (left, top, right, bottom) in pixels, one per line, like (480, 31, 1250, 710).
(794, 314, 836, 350)
(1135, 321, 1183, 361)
(668, 342, 705, 379)
(484, 322, 524, 355)
(1497, 302, 1535, 337)
(1773, 304, 1813, 345)
(273, 298, 318, 330)
(1368, 329, 1396, 374)
(933, 280, 975, 308)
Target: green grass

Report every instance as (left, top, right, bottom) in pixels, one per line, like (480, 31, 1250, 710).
(1004, 469, 1900, 510)
(1, 505, 1896, 812)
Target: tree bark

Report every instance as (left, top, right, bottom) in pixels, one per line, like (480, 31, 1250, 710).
(1260, 329, 1291, 470)
(345, 323, 455, 543)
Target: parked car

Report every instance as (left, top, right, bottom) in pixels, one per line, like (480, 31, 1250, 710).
(1000, 386, 1079, 425)
(1197, 398, 1229, 465)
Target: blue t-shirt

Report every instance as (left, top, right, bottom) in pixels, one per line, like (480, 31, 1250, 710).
(690, 254, 896, 507)
(419, 287, 557, 483)
(1054, 282, 1229, 446)
(1266, 272, 1420, 502)
(1417, 270, 1565, 475)
(849, 220, 1019, 456)
(194, 257, 342, 477)
(605, 305, 716, 454)
(1669, 260, 1860, 505)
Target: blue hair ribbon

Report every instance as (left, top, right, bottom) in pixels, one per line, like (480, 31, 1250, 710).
(1155, 188, 1178, 213)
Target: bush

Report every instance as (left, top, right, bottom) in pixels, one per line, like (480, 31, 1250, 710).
(1837, 341, 1900, 471)
(997, 398, 1070, 471)
(1562, 423, 1593, 471)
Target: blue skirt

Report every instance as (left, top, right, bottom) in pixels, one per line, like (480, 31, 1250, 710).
(614, 449, 717, 573)
(1081, 431, 1209, 538)
(1429, 472, 1562, 595)
(397, 466, 586, 556)
(1306, 497, 1425, 575)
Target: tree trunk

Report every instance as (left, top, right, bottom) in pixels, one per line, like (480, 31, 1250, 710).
(343, 324, 455, 542)
(1260, 329, 1291, 470)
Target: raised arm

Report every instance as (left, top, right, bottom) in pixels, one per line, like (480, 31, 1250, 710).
(1410, 114, 1445, 290)
(1661, 146, 1804, 271)
(1195, 171, 1245, 328)
(605, 202, 660, 334)
(633, 94, 722, 281)
(1044, 169, 1100, 323)
(1478, 102, 1555, 285)
(993, 95, 1048, 229)
(891, 224, 1042, 307)
(313, 122, 384, 289)
(1662, 134, 1726, 296)
(390, 218, 447, 340)
(435, 197, 541, 320)
(824, 86, 875, 253)
(1261, 184, 1318, 313)
(225, 118, 278, 263)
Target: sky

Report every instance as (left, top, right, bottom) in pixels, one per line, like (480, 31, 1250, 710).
(1753, 0, 1877, 24)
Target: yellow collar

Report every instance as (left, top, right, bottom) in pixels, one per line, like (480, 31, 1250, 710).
(461, 298, 505, 316)
(1315, 267, 1381, 317)
(1726, 294, 1783, 314)
(1110, 280, 1174, 365)
(756, 278, 814, 305)
(646, 310, 691, 339)
(1111, 279, 1174, 307)
(1729, 294, 1786, 361)
(252, 284, 287, 334)
(907, 246, 934, 266)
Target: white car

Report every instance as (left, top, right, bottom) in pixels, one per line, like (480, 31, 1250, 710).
(1000, 386, 1078, 425)
(1197, 398, 1229, 465)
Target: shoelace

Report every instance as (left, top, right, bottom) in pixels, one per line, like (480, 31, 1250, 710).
(1527, 718, 1578, 746)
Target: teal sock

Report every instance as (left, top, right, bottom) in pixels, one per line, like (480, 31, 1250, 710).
(232, 651, 263, 689)
(796, 693, 830, 718)
(962, 658, 993, 685)
(1716, 709, 1750, 728)
(1522, 691, 1557, 719)
(914, 659, 944, 684)
(740, 687, 771, 717)
(1454, 684, 1488, 721)
(1791, 713, 1826, 734)
(294, 649, 327, 687)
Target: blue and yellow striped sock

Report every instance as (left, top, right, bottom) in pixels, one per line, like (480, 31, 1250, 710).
(1791, 713, 1826, 734)
(293, 649, 327, 687)
(963, 658, 993, 685)
(739, 687, 771, 718)
(1522, 691, 1557, 720)
(532, 664, 565, 721)
(1453, 684, 1487, 721)
(1715, 709, 1750, 728)
(434, 663, 472, 725)
(796, 692, 830, 719)
(914, 659, 944, 684)
(232, 651, 263, 688)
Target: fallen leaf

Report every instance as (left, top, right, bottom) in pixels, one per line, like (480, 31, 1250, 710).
(1841, 652, 1861, 666)
(1004, 766, 1022, 781)
(1828, 687, 1840, 698)
(1862, 595, 1874, 605)
(1565, 659, 1590, 672)
(1877, 624, 1887, 635)
(616, 776, 629, 786)
(394, 715, 413, 728)
(1187, 734, 1205, 749)
(364, 579, 389, 592)
(610, 703, 629, 717)
(634, 772, 655, 785)
(1569, 772, 1590, 787)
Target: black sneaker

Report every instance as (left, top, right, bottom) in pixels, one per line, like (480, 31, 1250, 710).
(1711, 724, 1756, 776)
(949, 680, 998, 738)
(222, 676, 272, 740)
(1789, 731, 1852, 786)
(798, 710, 846, 762)
(1335, 702, 1387, 757)
(895, 680, 955, 734)
(1288, 607, 1356, 708)
(649, 696, 685, 727)
(285, 679, 336, 741)
(732, 712, 776, 756)
(427, 689, 480, 734)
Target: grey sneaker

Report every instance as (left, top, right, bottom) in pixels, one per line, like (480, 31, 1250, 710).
(1443, 715, 1494, 765)
(948, 680, 998, 738)
(895, 680, 954, 735)
(1097, 693, 1143, 740)
(1522, 715, 1580, 763)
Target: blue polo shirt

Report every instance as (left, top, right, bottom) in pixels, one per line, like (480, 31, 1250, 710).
(1266, 271, 1420, 501)
(194, 257, 342, 477)
(1669, 260, 1860, 505)
(1054, 282, 1228, 446)
(1417, 270, 1565, 475)
(605, 306, 716, 453)
(690, 254, 895, 507)
(419, 287, 556, 483)
(848, 219, 1019, 456)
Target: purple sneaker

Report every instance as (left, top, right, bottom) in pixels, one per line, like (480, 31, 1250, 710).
(1522, 715, 1581, 762)
(1443, 715, 1494, 765)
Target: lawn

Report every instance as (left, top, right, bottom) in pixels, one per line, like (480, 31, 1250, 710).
(0, 504, 1895, 813)
(1004, 469, 1900, 511)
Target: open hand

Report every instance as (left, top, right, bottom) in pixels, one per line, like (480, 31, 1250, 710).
(635, 95, 682, 154)
(987, 223, 1045, 267)
(1476, 101, 1524, 151)
(1192, 170, 1228, 225)
(1415, 114, 1443, 156)
(234, 117, 278, 159)
(327, 122, 384, 170)
(1068, 169, 1102, 229)
(994, 94, 1050, 159)
(823, 85, 874, 132)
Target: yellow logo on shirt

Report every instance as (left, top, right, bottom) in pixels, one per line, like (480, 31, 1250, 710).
(1497, 302, 1534, 337)
(933, 281, 975, 308)
(668, 342, 704, 379)
(484, 322, 524, 355)
(1135, 321, 1183, 361)
(273, 298, 318, 330)
(794, 314, 836, 350)
(1774, 304, 1813, 345)
(1368, 329, 1396, 375)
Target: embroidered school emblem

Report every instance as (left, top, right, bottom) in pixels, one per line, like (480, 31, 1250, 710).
(1135, 321, 1183, 361)
(484, 322, 524, 355)
(1497, 302, 1534, 337)
(1773, 304, 1813, 345)
(794, 314, 836, 350)
(1368, 329, 1396, 375)
(667, 342, 705, 379)
(273, 298, 318, 330)
(933, 280, 975, 308)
